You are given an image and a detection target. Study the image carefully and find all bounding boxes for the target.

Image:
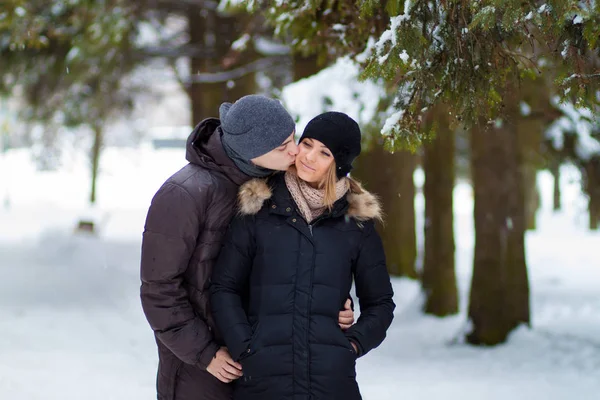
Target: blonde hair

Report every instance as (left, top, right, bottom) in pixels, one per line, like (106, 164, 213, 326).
(322, 162, 363, 211)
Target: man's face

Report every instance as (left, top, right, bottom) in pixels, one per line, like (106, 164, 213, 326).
(251, 132, 299, 171)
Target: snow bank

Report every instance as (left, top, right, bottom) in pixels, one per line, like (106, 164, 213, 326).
(1, 138, 600, 400)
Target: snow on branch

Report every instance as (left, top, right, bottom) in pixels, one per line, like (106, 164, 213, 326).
(546, 100, 600, 161)
(249, 0, 600, 151)
(186, 56, 288, 83)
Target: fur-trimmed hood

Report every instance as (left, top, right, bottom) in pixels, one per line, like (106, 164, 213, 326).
(238, 176, 383, 222)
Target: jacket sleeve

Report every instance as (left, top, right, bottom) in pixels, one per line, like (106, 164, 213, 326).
(210, 216, 255, 362)
(140, 182, 219, 369)
(344, 221, 396, 357)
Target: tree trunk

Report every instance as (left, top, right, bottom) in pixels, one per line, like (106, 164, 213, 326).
(516, 115, 543, 231)
(467, 120, 530, 345)
(353, 138, 417, 278)
(293, 54, 321, 81)
(590, 197, 599, 230)
(422, 122, 458, 316)
(189, 8, 215, 124)
(90, 125, 103, 204)
(585, 157, 600, 230)
(188, 9, 252, 125)
(550, 159, 561, 211)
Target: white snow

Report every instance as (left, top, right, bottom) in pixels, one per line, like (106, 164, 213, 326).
(371, 5, 413, 65)
(355, 37, 377, 63)
(253, 36, 289, 56)
(231, 33, 250, 51)
(382, 108, 406, 136)
(561, 40, 570, 58)
(376, 30, 394, 54)
(480, 6, 496, 15)
(1, 138, 600, 398)
(218, 0, 253, 12)
(281, 57, 385, 134)
(65, 47, 81, 62)
(14, 7, 26, 17)
(545, 100, 600, 160)
(520, 101, 532, 116)
(378, 53, 390, 64)
(399, 49, 410, 63)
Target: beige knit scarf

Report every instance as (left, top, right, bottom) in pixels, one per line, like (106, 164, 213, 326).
(284, 169, 349, 223)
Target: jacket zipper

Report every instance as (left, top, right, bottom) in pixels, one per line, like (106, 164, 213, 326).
(307, 224, 316, 395)
(298, 215, 330, 393)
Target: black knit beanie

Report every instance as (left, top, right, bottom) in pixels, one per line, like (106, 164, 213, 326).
(299, 111, 362, 179)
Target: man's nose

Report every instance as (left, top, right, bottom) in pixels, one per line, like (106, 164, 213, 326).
(289, 141, 299, 156)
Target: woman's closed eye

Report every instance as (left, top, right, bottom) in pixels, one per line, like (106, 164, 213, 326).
(302, 141, 312, 148)
(321, 151, 331, 157)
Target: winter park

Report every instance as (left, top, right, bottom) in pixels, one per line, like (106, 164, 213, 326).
(2, 2, 600, 400)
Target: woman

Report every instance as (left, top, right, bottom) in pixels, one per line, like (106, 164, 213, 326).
(210, 111, 395, 400)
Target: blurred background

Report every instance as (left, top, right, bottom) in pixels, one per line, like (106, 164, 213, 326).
(1, 1, 599, 399)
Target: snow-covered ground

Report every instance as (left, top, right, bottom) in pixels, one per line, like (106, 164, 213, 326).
(1, 146, 599, 400)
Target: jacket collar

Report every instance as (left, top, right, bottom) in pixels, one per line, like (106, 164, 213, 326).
(237, 173, 383, 222)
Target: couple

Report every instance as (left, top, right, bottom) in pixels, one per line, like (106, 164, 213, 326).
(140, 95, 395, 400)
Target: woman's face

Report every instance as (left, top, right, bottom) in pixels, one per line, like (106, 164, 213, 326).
(295, 138, 334, 185)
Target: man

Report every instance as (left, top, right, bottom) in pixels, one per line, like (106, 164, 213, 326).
(140, 95, 354, 400)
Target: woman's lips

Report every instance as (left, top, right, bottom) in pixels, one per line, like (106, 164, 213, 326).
(299, 160, 315, 172)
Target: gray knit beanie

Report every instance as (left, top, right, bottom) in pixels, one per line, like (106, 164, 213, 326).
(219, 95, 296, 160)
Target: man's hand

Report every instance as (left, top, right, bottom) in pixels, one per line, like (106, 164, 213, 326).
(206, 347, 243, 383)
(338, 298, 355, 330)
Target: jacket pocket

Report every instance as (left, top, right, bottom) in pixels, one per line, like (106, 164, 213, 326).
(250, 320, 262, 350)
(330, 319, 355, 352)
(240, 320, 262, 361)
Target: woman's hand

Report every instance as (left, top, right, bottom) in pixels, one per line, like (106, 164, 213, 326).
(207, 347, 244, 383)
(338, 298, 355, 330)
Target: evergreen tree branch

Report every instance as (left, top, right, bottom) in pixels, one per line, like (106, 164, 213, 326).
(185, 56, 288, 83)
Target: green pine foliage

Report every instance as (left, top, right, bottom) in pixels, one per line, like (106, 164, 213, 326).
(0, 1, 139, 127)
(247, 0, 600, 151)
